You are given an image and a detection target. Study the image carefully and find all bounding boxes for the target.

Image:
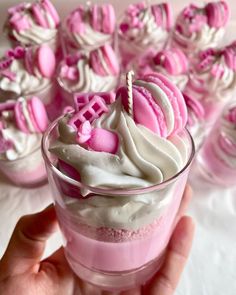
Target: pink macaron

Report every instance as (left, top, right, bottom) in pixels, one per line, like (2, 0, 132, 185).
(90, 4, 116, 34)
(31, 0, 60, 28)
(153, 48, 189, 75)
(151, 3, 173, 31)
(24, 44, 56, 78)
(15, 97, 49, 134)
(90, 44, 119, 76)
(205, 1, 230, 28)
(118, 73, 188, 138)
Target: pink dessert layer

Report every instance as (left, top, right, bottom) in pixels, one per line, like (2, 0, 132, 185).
(200, 140, 236, 186)
(56, 179, 185, 272)
(0, 161, 47, 187)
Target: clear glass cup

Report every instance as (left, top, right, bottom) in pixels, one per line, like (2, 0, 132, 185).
(42, 115, 195, 291)
(0, 144, 47, 188)
(197, 101, 236, 187)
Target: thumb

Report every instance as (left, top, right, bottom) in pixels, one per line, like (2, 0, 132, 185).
(0, 205, 58, 279)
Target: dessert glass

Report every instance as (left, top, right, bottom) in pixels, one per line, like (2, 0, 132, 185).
(0, 144, 47, 187)
(42, 115, 195, 291)
(198, 102, 236, 186)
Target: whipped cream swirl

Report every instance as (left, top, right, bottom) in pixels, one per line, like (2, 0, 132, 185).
(173, 24, 224, 53)
(50, 100, 190, 229)
(119, 9, 168, 55)
(59, 58, 118, 93)
(0, 59, 52, 100)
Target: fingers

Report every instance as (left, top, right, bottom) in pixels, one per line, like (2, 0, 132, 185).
(0, 205, 58, 279)
(177, 184, 193, 220)
(146, 216, 195, 295)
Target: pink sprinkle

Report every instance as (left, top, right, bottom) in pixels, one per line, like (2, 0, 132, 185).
(10, 13, 31, 32)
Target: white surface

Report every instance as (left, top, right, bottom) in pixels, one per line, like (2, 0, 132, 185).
(0, 1, 236, 295)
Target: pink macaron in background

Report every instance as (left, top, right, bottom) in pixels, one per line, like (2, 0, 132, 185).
(134, 47, 189, 91)
(63, 3, 116, 53)
(0, 97, 49, 187)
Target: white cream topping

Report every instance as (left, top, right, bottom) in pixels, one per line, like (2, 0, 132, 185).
(119, 9, 168, 54)
(0, 122, 41, 161)
(59, 59, 118, 93)
(0, 59, 52, 99)
(152, 65, 189, 91)
(173, 24, 225, 52)
(67, 23, 112, 51)
(191, 59, 236, 101)
(50, 100, 190, 230)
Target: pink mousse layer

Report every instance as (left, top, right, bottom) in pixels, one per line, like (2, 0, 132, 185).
(200, 140, 236, 186)
(57, 176, 186, 272)
(0, 161, 47, 186)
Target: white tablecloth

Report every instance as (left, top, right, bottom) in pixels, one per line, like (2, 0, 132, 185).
(0, 1, 236, 294)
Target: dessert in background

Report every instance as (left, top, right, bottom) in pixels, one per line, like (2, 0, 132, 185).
(63, 3, 116, 52)
(198, 101, 236, 186)
(42, 72, 194, 290)
(136, 47, 189, 91)
(184, 41, 236, 130)
(0, 97, 49, 187)
(172, 1, 230, 56)
(57, 44, 120, 105)
(0, 45, 56, 106)
(183, 93, 205, 150)
(4, 0, 60, 51)
(119, 1, 173, 68)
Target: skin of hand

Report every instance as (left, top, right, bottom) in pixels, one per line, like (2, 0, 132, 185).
(0, 185, 195, 295)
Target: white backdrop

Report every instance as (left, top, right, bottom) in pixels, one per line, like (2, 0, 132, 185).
(0, 1, 236, 295)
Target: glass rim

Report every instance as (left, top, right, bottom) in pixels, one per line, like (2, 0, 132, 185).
(42, 113, 195, 195)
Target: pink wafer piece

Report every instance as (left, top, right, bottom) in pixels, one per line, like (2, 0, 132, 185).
(206, 1, 230, 28)
(31, 3, 48, 28)
(69, 95, 109, 129)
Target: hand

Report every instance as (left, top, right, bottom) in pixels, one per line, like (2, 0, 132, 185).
(0, 186, 195, 295)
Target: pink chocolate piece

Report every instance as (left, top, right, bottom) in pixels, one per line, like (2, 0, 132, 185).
(37, 45, 56, 78)
(69, 95, 109, 129)
(76, 120, 92, 144)
(10, 12, 31, 32)
(87, 128, 119, 154)
(205, 1, 230, 28)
